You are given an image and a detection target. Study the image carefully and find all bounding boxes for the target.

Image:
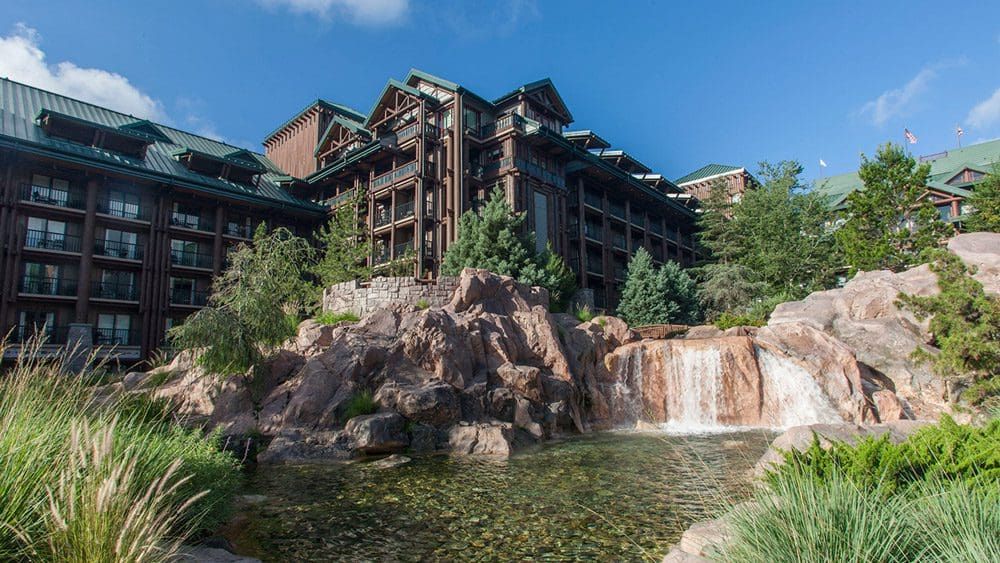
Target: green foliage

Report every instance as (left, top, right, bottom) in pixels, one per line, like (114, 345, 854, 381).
(415, 299, 430, 310)
(314, 311, 361, 325)
(574, 304, 595, 323)
(442, 187, 576, 311)
(835, 142, 950, 274)
(343, 390, 379, 422)
(898, 249, 1000, 407)
(769, 415, 1000, 495)
(618, 248, 699, 326)
(169, 226, 315, 375)
(696, 160, 838, 320)
(714, 311, 766, 331)
(313, 191, 372, 287)
(966, 163, 1000, 233)
(715, 290, 800, 329)
(0, 345, 240, 560)
(727, 416, 1000, 562)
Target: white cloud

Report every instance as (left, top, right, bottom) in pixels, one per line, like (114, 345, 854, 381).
(858, 67, 937, 127)
(0, 23, 165, 121)
(257, 0, 409, 26)
(967, 87, 1000, 129)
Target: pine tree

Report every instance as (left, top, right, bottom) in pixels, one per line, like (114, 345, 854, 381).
(442, 187, 576, 311)
(966, 164, 1000, 233)
(617, 248, 668, 326)
(658, 259, 700, 325)
(313, 191, 371, 288)
(696, 179, 737, 265)
(835, 143, 949, 273)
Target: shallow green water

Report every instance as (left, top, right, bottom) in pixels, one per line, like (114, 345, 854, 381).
(230, 431, 774, 562)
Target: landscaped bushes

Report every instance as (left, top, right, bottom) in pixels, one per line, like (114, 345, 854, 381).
(722, 416, 1000, 562)
(0, 342, 241, 561)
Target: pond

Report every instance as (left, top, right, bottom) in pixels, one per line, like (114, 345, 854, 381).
(227, 430, 775, 562)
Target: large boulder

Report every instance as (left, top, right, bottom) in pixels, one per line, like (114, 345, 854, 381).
(345, 412, 408, 454)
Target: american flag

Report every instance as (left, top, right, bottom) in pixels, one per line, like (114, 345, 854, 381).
(904, 128, 918, 144)
(957, 126, 964, 137)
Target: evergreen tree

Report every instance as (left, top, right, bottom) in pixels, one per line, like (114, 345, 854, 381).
(169, 226, 315, 374)
(617, 248, 668, 326)
(442, 187, 576, 311)
(835, 143, 949, 273)
(658, 259, 700, 325)
(698, 263, 767, 319)
(696, 179, 738, 265)
(313, 191, 371, 288)
(966, 163, 1000, 233)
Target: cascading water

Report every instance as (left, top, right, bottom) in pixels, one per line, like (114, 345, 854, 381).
(612, 338, 845, 433)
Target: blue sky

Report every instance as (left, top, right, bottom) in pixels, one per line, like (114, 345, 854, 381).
(2, 0, 1000, 183)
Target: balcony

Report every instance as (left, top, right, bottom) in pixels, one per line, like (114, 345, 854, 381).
(583, 192, 603, 210)
(393, 240, 414, 257)
(318, 189, 355, 208)
(395, 200, 415, 221)
(482, 156, 513, 175)
(19, 183, 85, 210)
(10, 324, 69, 345)
(170, 249, 213, 269)
(372, 246, 391, 265)
(583, 223, 603, 241)
(373, 208, 392, 229)
(480, 113, 526, 138)
(91, 281, 139, 302)
(94, 327, 140, 347)
(225, 223, 253, 238)
(170, 213, 214, 233)
(611, 232, 627, 251)
(24, 229, 82, 253)
(513, 158, 565, 189)
(609, 202, 626, 221)
(396, 122, 440, 143)
(649, 220, 664, 237)
(97, 199, 149, 222)
(371, 161, 418, 190)
(585, 261, 604, 277)
(631, 212, 646, 228)
(170, 288, 209, 307)
(20, 275, 78, 297)
(94, 239, 143, 260)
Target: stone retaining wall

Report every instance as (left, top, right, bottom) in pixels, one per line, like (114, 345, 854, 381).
(322, 276, 460, 316)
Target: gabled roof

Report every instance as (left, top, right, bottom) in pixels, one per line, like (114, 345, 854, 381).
(675, 164, 744, 185)
(363, 79, 441, 128)
(404, 68, 495, 109)
(118, 119, 172, 143)
(313, 114, 372, 157)
(590, 148, 652, 174)
(263, 98, 366, 143)
(493, 78, 573, 123)
(563, 130, 611, 149)
(0, 77, 323, 213)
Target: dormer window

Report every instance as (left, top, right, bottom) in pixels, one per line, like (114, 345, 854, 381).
(35, 109, 155, 159)
(172, 148, 265, 185)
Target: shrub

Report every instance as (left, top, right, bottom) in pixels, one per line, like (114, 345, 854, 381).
(314, 311, 361, 325)
(574, 304, 595, 323)
(415, 299, 430, 310)
(0, 338, 241, 560)
(343, 390, 379, 422)
(714, 312, 766, 331)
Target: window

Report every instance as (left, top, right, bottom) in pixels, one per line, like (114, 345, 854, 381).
(104, 229, 139, 259)
(106, 189, 140, 219)
(171, 202, 201, 229)
(937, 205, 952, 221)
(463, 107, 481, 132)
(98, 270, 136, 300)
(17, 310, 56, 340)
(440, 109, 453, 130)
(26, 217, 66, 249)
(97, 314, 131, 345)
(29, 174, 70, 205)
(22, 262, 62, 295)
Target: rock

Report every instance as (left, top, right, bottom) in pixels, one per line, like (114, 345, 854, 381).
(448, 423, 528, 457)
(255, 429, 354, 464)
(345, 412, 408, 454)
(496, 363, 543, 402)
(122, 371, 148, 390)
(678, 516, 732, 558)
(948, 232, 1000, 294)
(172, 546, 260, 563)
(754, 420, 931, 476)
(375, 380, 460, 426)
(235, 494, 268, 505)
(370, 454, 411, 469)
(661, 547, 710, 562)
(293, 319, 337, 354)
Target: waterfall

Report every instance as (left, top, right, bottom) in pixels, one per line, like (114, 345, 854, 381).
(617, 338, 845, 433)
(755, 346, 844, 428)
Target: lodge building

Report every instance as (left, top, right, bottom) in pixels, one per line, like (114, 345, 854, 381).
(1, 69, 701, 362)
(268, 69, 699, 311)
(0, 78, 325, 362)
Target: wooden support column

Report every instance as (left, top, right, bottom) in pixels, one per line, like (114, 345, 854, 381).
(74, 177, 100, 323)
(212, 205, 224, 276)
(624, 199, 632, 254)
(416, 100, 425, 279)
(601, 188, 610, 303)
(0, 156, 17, 329)
(660, 217, 668, 263)
(389, 189, 397, 258)
(577, 177, 586, 288)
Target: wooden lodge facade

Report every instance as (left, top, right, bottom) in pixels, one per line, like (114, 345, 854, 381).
(268, 69, 699, 311)
(0, 78, 325, 362)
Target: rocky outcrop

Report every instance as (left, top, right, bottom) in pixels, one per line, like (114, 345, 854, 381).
(769, 232, 1000, 419)
(142, 269, 634, 463)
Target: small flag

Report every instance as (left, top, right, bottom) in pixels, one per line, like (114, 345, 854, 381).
(957, 126, 964, 138)
(819, 159, 828, 168)
(905, 128, 918, 144)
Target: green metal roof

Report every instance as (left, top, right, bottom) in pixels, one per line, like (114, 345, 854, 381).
(492, 78, 574, 122)
(262, 98, 366, 143)
(363, 79, 441, 128)
(313, 115, 372, 157)
(0, 77, 324, 213)
(675, 164, 743, 185)
(815, 139, 1000, 209)
(404, 69, 495, 110)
